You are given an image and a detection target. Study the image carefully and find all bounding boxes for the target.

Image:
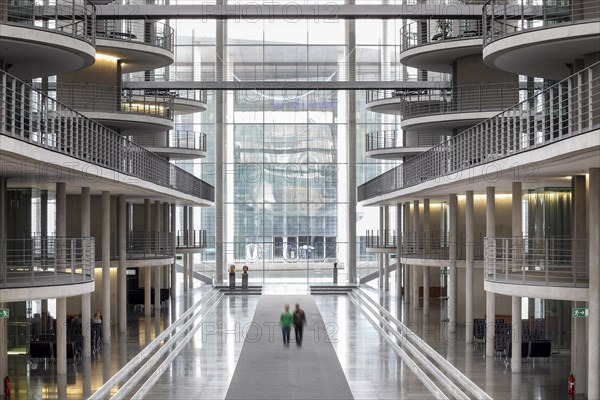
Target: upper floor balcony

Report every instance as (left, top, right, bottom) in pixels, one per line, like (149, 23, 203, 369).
(128, 130, 207, 160)
(483, 0, 600, 80)
(0, 70, 214, 204)
(400, 19, 484, 73)
(176, 230, 208, 253)
(358, 63, 600, 204)
(484, 237, 588, 301)
(54, 83, 175, 132)
(365, 130, 446, 160)
(95, 19, 174, 72)
(0, 237, 95, 302)
(0, 0, 96, 79)
(365, 80, 451, 115)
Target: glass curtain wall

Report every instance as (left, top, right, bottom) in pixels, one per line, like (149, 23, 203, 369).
(169, 17, 402, 285)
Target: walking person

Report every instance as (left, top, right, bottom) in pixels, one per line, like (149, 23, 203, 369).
(280, 304, 293, 347)
(293, 303, 306, 347)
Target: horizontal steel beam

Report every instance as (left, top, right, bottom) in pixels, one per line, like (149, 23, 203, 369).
(95, 4, 486, 20)
(123, 80, 451, 90)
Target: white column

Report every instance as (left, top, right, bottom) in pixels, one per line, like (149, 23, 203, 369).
(403, 202, 411, 304)
(102, 191, 111, 344)
(182, 207, 189, 291)
(466, 190, 474, 344)
(170, 203, 177, 298)
(0, 302, 6, 393)
(144, 199, 152, 316)
(215, 16, 225, 284)
(448, 194, 458, 333)
(423, 199, 430, 316)
(56, 297, 67, 374)
(485, 186, 496, 358)
(378, 207, 384, 291)
(188, 207, 194, 289)
(396, 203, 403, 298)
(118, 195, 127, 333)
(511, 296, 522, 373)
(384, 206, 390, 292)
(588, 168, 600, 398)
(412, 200, 420, 308)
(346, 11, 357, 284)
(154, 201, 162, 316)
(80, 187, 91, 358)
(163, 202, 170, 289)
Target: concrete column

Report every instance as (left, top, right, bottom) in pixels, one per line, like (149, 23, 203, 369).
(384, 206, 390, 292)
(80, 187, 91, 358)
(102, 191, 111, 344)
(170, 204, 177, 298)
(588, 168, 600, 398)
(403, 202, 411, 304)
(144, 199, 151, 233)
(144, 266, 151, 317)
(396, 203, 403, 298)
(182, 207, 189, 291)
(56, 297, 67, 374)
(448, 194, 458, 333)
(346, 12, 357, 284)
(485, 186, 496, 358)
(512, 182, 522, 237)
(466, 190, 474, 344)
(511, 296, 522, 373)
(154, 201, 162, 316)
(412, 200, 420, 309)
(378, 207, 384, 291)
(56, 183, 66, 272)
(412, 262, 419, 308)
(215, 16, 225, 284)
(0, 302, 6, 394)
(163, 202, 170, 289)
(423, 199, 430, 316)
(118, 195, 127, 332)
(188, 207, 194, 289)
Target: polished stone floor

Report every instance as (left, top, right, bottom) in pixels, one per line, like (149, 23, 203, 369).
(6, 273, 578, 400)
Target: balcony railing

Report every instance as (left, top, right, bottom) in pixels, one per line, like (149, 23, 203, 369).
(366, 130, 446, 152)
(129, 131, 207, 152)
(401, 19, 484, 52)
(176, 230, 207, 249)
(484, 237, 588, 287)
(0, 0, 95, 45)
(51, 83, 174, 120)
(483, 0, 600, 45)
(95, 19, 174, 52)
(358, 63, 600, 202)
(94, 232, 174, 260)
(365, 230, 397, 249)
(0, 237, 95, 289)
(0, 71, 215, 202)
(397, 83, 524, 120)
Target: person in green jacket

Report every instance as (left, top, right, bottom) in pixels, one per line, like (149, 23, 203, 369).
(280, 304, 293, 347)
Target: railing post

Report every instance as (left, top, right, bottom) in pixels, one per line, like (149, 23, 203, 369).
(504, 238, 508, 281)
(71, 239, 75, 283)
(545, 238, 549, 285)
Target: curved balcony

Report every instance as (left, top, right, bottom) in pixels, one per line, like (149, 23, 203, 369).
(397, 83, 523, 132)
(129, 131, 207, 160)
(94, 232, 174, 262)
(484, 237, 588, 301)
(176, 230, 208, 252)
(0, 237, 95, 302)
(365, 83, 451, 115)
(400, 19, 484, 73)
(95, 19, 174, 72)
(365, 130, 446, 160)
(0, 0, 95, 79)
(483, 0, 600, 79)
(358, 64, 599, 203)
(1, 70, 214, 203)
(54, 83, 175, 132)
(140, 89, 208, 115)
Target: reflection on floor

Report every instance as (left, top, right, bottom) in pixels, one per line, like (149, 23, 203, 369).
(6, 275, 574, 400)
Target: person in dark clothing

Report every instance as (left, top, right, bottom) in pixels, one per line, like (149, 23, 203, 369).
(293, 303, 307, 347)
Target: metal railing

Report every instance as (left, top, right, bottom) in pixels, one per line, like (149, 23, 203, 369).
(358, 63, 600, 201)
(51, 83, 174, 120)
(0, 237, 95, 289)
(129, 131, 207, 152)
(483, 0, 600, 45)
(0, 0, 95, 45)
(1, 71, 214, 202)
(95, 19, 174, 52)
(366, 130, 446, 152)
(397, 83, 524, 120)
(176, 230, 207, 249)
(484, 237, 589, 287)
(401, 19, 484, 52)
(126, 232, 174, 260)
(365, 230, 397, 248)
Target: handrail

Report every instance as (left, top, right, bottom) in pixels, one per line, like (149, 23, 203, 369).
(484, 236, 589, 287)
(0, 0, 95, 45)
(365, 229, 397, 248)
(129, 131, 207, 152)
(358, 62, 600, 202)
(352, 289, 493, 400)
(95, 18, 174, 52)
(401, 18, 484, 52)
(483, 0, 600, 45)
(0, 237, 95, 289)
(176, 229, 207, 249)
(0, 70, 214, 202)
(88, 288, 222, 400)
(365, 130, 445, 152)
(347, 292, 450, 400)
